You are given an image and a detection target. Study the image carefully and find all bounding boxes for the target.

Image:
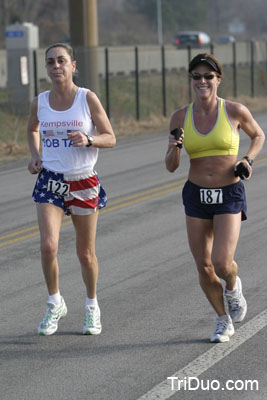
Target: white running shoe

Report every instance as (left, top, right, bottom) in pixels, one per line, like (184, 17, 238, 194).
(210, 315, 235, 343)
(38, 296, 67, 336)
(225, 276, 247, 323)
(83, 305, 102, 335)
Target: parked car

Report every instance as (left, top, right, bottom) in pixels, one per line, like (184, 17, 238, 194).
(173, 31, 211, 49)
(217, 35, 235, 45)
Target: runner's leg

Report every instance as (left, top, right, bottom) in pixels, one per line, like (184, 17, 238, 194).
(37, 203, 64, 295)
(185, 215, 226, 316)
(71, 210, 99, 298)
(212, 212, 242, 290)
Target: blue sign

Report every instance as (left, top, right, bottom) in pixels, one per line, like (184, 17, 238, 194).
(5, 31, 24, 38)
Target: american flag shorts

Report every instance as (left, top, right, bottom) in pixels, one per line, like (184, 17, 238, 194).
(32, 168, 107, 215)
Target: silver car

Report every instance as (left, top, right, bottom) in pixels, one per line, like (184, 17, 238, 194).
(173, 31, 211, 49)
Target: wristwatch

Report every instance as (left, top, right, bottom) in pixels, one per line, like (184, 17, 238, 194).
(242, 156, 253, 166)
(85, 134, 94, 147)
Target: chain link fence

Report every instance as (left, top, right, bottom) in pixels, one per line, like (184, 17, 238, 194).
(1, 41, 267, 124)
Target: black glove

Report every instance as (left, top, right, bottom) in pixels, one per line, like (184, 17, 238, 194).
(234, 162, 250, 180)
(170, 128, 183, 148)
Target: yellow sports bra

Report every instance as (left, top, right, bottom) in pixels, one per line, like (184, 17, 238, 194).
(183, 98, 239, 159)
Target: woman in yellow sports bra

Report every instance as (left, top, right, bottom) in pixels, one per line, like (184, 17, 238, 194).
(165, 53, 265, 343)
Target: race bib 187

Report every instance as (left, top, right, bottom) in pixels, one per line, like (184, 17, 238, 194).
(200, 188, 223, 204)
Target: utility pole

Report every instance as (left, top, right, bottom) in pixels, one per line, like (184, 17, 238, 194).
(157, 0, 163, 45)
(68, 0, 99, 94)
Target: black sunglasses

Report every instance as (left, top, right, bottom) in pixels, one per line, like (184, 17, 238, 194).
(190, 72, 217, 80)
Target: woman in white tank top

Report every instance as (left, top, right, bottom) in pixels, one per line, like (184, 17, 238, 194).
(27, 43, 116, 336)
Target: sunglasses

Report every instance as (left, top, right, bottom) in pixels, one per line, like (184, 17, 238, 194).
(190, 72, 217, 80)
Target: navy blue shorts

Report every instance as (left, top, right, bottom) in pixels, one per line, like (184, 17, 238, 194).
(182, 180, 247, 221)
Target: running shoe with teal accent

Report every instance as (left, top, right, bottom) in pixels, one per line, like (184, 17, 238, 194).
(210, 315, 235, 343)
(38, 296, 67, 335)
(225, 276, 247, 323)
(83, 305, 102, 335)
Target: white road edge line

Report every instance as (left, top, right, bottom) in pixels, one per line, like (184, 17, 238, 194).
(136, 309, 267, 400)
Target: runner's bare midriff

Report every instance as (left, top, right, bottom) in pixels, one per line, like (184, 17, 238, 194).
(188, 155, 240, 187)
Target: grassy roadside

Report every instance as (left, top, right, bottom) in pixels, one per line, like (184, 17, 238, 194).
(0, 95, 267, 165)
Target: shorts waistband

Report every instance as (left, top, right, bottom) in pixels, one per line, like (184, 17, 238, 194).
(41, 167, 96, 181)
(187, 180, 243, 190)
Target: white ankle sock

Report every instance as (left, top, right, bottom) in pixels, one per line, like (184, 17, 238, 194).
(48, 291, 61, 305)
(86, 297, 98, 307)
(225, 285, 237, 295)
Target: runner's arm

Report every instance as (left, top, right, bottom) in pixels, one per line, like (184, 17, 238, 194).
(165, 109, 185, 172)
(27, 97, 42, 174)
(87, 91, 116, 148)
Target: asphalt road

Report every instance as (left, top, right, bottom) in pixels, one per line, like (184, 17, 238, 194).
(0, 115, 267, 400)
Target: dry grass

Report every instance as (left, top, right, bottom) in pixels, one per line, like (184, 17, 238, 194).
(0, 142, 29, 164)
(1, 95, 267, 165)
(228, 95, 267, 113)
(113, 114, 169, 138)
(111, 95, 267, 138)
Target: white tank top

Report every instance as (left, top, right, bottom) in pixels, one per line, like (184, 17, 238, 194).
(38, 87, 98, 175)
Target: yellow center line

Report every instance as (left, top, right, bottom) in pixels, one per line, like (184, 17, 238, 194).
(107, 179, 186, 206)
(101, 183, 185, 213)
(1, 155, 266, 248)
(254, 157, 267, 165)
(0, 180, 186, 248)
(0, 231, 41, 247)
(0, 225, 39, 240)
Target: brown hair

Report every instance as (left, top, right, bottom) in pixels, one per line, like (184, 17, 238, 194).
(45, 43, 75, 61)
